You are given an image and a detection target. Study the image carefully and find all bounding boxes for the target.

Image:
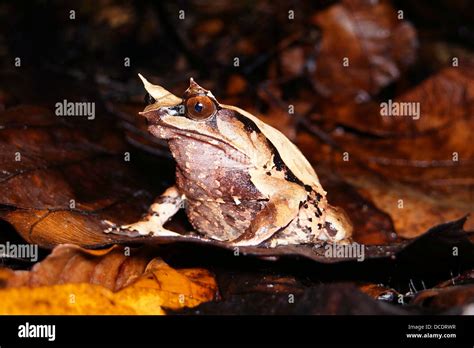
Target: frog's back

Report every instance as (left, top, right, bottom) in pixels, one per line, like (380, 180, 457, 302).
(221, 104, 325, 193)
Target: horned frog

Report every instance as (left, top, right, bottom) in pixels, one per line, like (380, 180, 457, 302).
(105, 74, 353, 247)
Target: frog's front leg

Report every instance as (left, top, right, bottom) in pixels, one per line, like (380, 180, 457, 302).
(104, 186, 184, 237)
(231, 178, 307, 246)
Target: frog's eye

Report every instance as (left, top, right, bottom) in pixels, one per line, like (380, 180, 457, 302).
(185, 95, 216, 120)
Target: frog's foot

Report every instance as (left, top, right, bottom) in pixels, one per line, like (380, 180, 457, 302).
(103, 219, 181, 238)
(319, 204, 353, 243)
(103, 185, 185, 238)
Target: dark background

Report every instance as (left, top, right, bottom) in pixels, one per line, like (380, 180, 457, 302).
(0, 0, 473, 107)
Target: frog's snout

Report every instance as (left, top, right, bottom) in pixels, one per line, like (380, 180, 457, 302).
(139, 107, 170, 124)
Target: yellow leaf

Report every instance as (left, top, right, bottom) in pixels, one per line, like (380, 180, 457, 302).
(0, 283, 164, 315)
(0, 257, 218, 315)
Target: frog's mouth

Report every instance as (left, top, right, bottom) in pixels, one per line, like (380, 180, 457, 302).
(155, 121, 243, 152)
(142, 108, 247, 156)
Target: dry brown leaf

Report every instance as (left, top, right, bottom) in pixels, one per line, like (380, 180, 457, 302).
(411, 285, 474, 310)
(0, 244, 150, 290)
(0, 283, 166, 315)
(0, 105, 164, 248)
(298, 63, 474, 239)
(345, 174, 470, 239)
(0, 244, 218, 314)
(313, 76, 473, 139)
(311, 0, 417, 101)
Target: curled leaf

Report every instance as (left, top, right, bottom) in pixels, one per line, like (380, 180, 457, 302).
(0, 244, 218, 314)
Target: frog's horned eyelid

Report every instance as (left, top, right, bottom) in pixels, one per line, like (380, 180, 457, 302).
(138, 73, 149, 85)
(138, 73, 158, 96)
(138, 73, 181, 105)
(187, 77, 210, 95)
(184, 80, 219, 106)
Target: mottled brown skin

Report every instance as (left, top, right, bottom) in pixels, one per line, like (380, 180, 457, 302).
(171, 136, 267, 241)
(144, 87, 327, 245)
(148, 109, 273, 241)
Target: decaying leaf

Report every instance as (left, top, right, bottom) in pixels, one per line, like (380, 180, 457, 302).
(311, 0, 417, 101)
(72, 217, 470, 264)
(0, 99, 471, 264)
(298, 64, 474, 240)
(176, 283, 410, 315)
(410, 270, 474, 310)
(327, 63, 474, 137)
(411, 285, 474, 311)
(0, 244, 150, 290)
(0, 283, 169, 315)
(0, 244, 218, 314)
(0, 105, 165, 248)
(0, 0, 473, 317)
